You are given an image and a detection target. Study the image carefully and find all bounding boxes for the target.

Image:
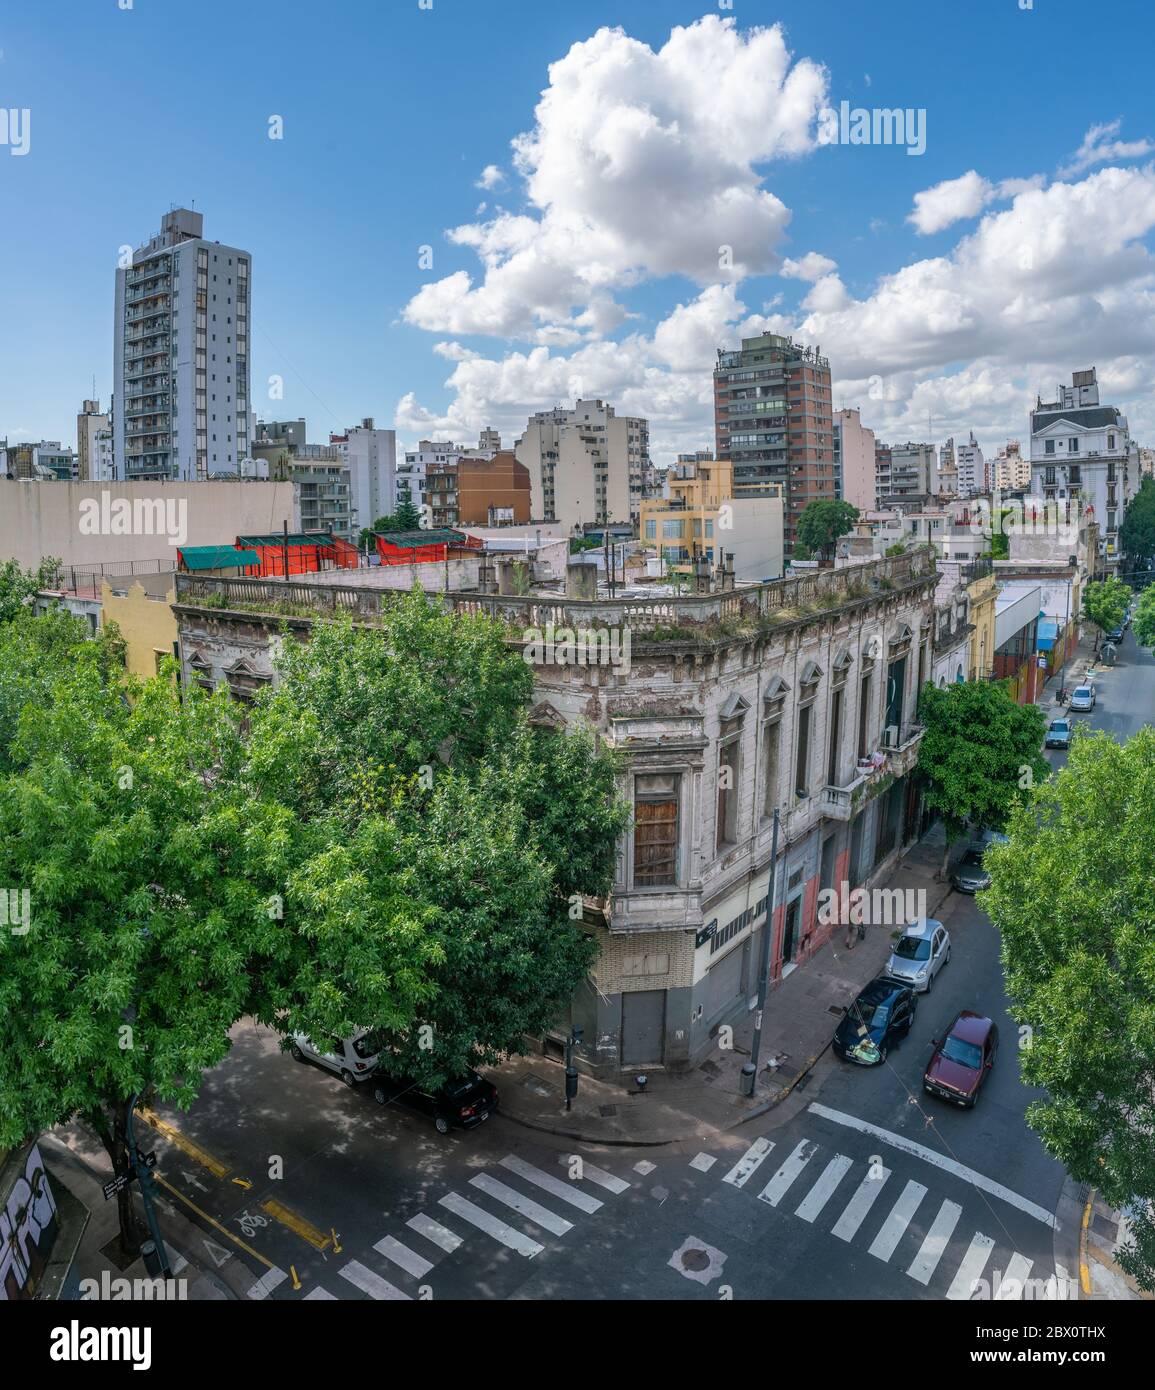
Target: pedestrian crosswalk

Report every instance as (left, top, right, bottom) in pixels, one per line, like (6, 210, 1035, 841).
(711, 1132, 1064, 1300)
(297, 1151, 630, 1300)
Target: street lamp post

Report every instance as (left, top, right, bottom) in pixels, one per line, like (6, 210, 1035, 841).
(564, 1026, 584, 1112)
(741, 807, 780, 1098)
(126, 1092, 172, 1278)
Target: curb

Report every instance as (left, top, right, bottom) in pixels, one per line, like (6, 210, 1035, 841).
(1080, 1189, 1094, 1297)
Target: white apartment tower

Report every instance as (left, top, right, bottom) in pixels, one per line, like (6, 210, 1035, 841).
(330, 419, 397, 532)
(993, 440, 1030, 491)
(1030, 368, 1137, 568)
(114, 208, 250, 482)
(955, 431, 986, 497)
(515, 398, 650, 532)
(832, 408, 876, 512)
(77, 399, 115, 482)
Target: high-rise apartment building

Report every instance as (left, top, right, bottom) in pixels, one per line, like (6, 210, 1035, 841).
(253, 419, 353, 540)
(937, 437, 958, 497)
(515, 399, 650, 532)
(876, 441, 935, 505)
(713, 332, 834, 543)
(77, 399, 114, 482)
(113, 208, 250, 481)
(992, 440, 1030, 491)
(832, 407, 876, 512)
(1030, 368, 1137, 568)
(329, 419, 396, 533)
(956, 431, 986, 497)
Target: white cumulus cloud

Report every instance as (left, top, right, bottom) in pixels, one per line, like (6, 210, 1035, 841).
(1059, 119, 1154, 178)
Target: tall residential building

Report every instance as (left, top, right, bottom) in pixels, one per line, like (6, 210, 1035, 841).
(329, 419, 396, 533)
(515, 398, 651, 532)
(1029, 367, 1137, 568)
(713, 332, 834, 544)
(992, 440, 1030, 491)
(114, 208, 250, 482)
(876, 441, 935, 505)
(832, 408, 876, 512)
(77, 399, 114, 482)
(956, 431, 985, 497)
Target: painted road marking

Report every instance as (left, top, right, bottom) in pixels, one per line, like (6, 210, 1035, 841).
(807, 1103, 1058, 1228)
(304, 1287, 337, 1300)
(723, 1137, 774, 1189)
(406, 1212, 462, 1254)
(946, 1231, 995, 1300)
(994, 1252, 1034, 1299)
(907, 1199, 962, 1285)
(500, 1155, 602, 1213)
(439, 1192, 543, 1258)
(261, 1197, 332, 1251)
(136, 1108, 230, 1178)
(246, 1267, 289, 1301)
(373, 1234, 435, 1280)
(689, 1153, 717, 1173)
(562, 1159, 629, 1195)
(633, 1160, 657, 1176)
(868, 1179, 927, 1263)
(153, 1173, 275, 1272)
(831, 1165, 892, 1242)
(795, 1154, 853, 1224)
(757, 1140, 816, 1208)
(338, 1259, 411, 1301)
(470, 1173, 573, 1236)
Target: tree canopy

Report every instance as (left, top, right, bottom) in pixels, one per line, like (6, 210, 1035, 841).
(1119, 476, 1155, 567)
(794, 500, 859, 557)
(359, 498, 424, 547)
(1133, 585, 1155, 649)
(1083, 576, 1130, 644)
(917, 679, 1048, 873)
(982, 727, 1155, 1292)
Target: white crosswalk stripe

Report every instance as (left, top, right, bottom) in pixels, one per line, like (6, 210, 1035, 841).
(907, 1199, 962, 1285)
(831, 1164, 892, 1242)
(868, 1179, 927, 1263)
(470, 1173, 574, 1236)
(565, 1159, 630, 1194)
(994, 1252, 1034, 1299)
(946, 1231, 996, 1300)
(757, 1140, 817, 1207)
(500, 1155, 603, 1213)
(439, 1191, 543, 1257)
(373, 1234, 435, 1279)
(795, 1154, 853, 1224)
(723, 1137, 774, 1188)
(406, 1211, 463, 1253)
(304, 1286, 337, 1300)
(338, 1259, 411, 1301)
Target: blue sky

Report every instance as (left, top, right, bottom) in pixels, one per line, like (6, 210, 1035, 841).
(2, 0, 1154, 464)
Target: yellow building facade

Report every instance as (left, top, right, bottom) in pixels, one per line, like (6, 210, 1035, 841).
(966, 569, 998, 680)
(101, 576, 179, 681)
(640, 458, 734, 570)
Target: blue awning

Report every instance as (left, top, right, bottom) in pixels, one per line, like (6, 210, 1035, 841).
(1037, 617, 1060, 651)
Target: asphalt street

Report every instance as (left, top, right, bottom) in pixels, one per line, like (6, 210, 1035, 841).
(136, 628, 1154, 1301)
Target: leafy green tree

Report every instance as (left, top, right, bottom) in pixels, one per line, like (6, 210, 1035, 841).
(884, 541, 906, 557)
(795, 500, 859, 559)
(792, 542, 813, 562)
(983, 728, 1155, 1292)
(242, 597, 630, 1086)
(917, 679, 1048, 876)
(1083, 575, 1130, 651)
(0, 556, 60, 625)
(1119, 476, 1155, 568)
(358, 497, 425, 547)
(1133, 584, 1155, 648)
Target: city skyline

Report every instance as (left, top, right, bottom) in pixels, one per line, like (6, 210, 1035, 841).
(1, 0, 1154, 468)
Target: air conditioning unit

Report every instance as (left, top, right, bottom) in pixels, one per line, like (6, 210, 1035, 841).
(883, 724, 899, 748)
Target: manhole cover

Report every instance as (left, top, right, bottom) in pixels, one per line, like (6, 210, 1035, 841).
(680, 1246, 710, 1272)
(599, 1104, 617, 1118)
(773, 1061, 799, 1079)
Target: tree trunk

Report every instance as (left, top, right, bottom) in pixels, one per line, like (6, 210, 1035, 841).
(940, 832, 953, 881)
(89, 1100, 146, 1262)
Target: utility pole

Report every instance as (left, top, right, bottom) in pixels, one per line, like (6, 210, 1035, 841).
(741, 807, 780, 1097)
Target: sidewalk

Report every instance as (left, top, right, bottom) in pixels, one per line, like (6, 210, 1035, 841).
(1080, 1189, 1153, 1301)
(494, 821, 956, 1145)
(40, 1124, 244, 1301)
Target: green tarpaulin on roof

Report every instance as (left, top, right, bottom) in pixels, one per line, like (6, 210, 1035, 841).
(235, 533, 337, 548)
(180, 546, 260, 571)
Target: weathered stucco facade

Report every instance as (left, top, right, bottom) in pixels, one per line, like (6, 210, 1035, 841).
(172, 550, 937, 1077)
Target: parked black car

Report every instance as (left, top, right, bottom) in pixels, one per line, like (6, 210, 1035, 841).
(832, 977, 917, 1066)
(1106, 626, 1124, 644)
(373, 1069, 498, 1134)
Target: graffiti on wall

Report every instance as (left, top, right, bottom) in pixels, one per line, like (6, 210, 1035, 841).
(0, 1143, 59, 1300)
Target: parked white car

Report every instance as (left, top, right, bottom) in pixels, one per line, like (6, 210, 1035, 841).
(1069, 684, 1096, 713)
(289, 1030, 383, 1086)
(884, 919, 951, 994)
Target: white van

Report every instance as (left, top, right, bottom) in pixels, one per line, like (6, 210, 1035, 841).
(289, 1030, 383, 1086)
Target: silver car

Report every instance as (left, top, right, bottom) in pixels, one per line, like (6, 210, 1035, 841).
(289, 1030, 383, 1086)
(884, 919, 951, 994)
(1069, 684, 1095, 712)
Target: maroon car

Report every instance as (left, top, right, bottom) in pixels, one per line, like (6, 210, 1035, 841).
(923, 1011, 998, 1108)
